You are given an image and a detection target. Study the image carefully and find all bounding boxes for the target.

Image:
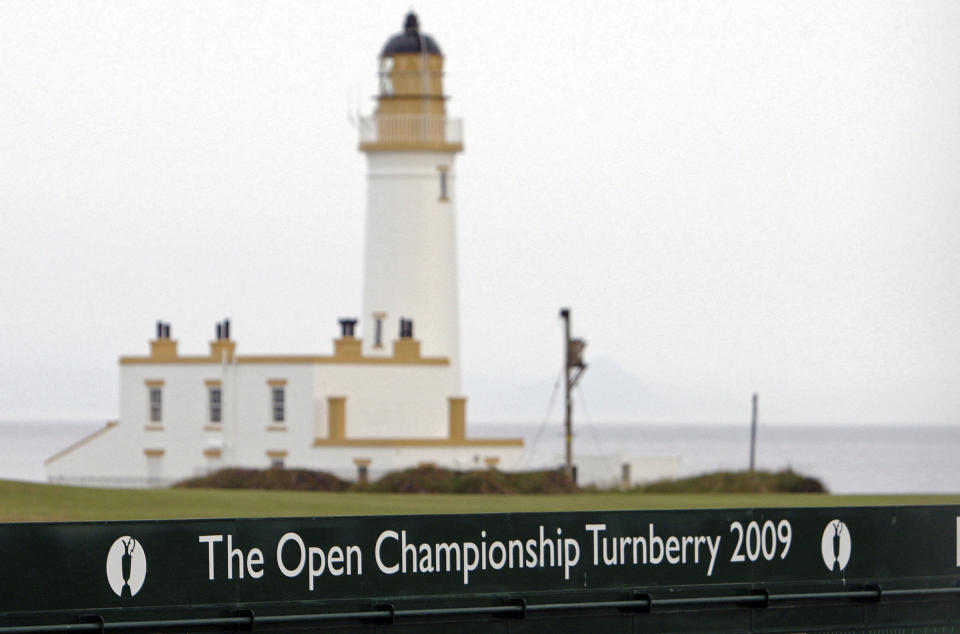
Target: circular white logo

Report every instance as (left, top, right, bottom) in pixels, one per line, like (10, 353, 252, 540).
(106, 536, 147, 597)
(821, 520, 851, 572)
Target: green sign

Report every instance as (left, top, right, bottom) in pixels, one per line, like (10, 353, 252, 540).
(1, 506, 958, 630)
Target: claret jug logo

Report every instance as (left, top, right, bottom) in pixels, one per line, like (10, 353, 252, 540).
(106, 536, 147, 597)
(821, 520, 851, 572)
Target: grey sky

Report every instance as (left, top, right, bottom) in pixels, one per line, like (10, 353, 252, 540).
(1, 1, 958, 424)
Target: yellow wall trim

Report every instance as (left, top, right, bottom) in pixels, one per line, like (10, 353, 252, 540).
(327, 396, 346, 440)
(144, 379, 165, 387)
(203, 448, 222, 458)
(267, 378, 287, 387)
(359, 141, 463, 153)
(149, 339, 178, 360)
(353, 457, 372, 467)
(266, 425, 287, 432)
(203, 425, 222, 432)
(448, 397, 466, 441)
(266, 450, 288, 458)
(144, 425, 164, 432)
(204, 379, 222, 387)
(333, 337, 363, 360)
(392, 338, 421, 362)
(144, 448, 165, 457)
(210, 340, 236, 363)
(484, 457, 501, 468)
(313, 437, 523, 448)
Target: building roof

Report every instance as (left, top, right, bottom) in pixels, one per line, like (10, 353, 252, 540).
(381, 12, 442, 56)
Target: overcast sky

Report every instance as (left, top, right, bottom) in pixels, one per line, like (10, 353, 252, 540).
(1, 1, 958, 425)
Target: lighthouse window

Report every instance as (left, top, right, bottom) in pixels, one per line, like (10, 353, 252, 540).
(378, 57, 395, 96)
(271, 387, 285, 423)
(438, 168, 448, 201)
(208, 387, 222, 424)
(373, 316, 383, 348)
(148, 387, 162, 423)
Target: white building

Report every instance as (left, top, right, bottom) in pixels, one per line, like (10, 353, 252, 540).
(46, 13, 523, 488)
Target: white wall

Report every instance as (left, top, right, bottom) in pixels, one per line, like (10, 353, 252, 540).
(46, 354, 514, 486)
(313, 361, 458, 439)
(362, 151, 461, 385)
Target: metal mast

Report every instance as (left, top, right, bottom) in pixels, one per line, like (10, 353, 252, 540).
(559, 308, 587, 481)
(749, 393, 758, 472)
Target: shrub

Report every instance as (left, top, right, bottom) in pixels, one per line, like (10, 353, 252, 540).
(637, 469, 827, 494)
(174, 468, 350, 491)
(366, 466, 577, 494)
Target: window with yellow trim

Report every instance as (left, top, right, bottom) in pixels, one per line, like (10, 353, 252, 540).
(271, 386, 285, 423)
(208, 387, 222, 424)
(148, 387, 162, 423)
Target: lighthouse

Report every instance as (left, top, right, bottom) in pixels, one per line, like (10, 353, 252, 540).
(46, 12, 526, 488)
(359, 12, 464, 389)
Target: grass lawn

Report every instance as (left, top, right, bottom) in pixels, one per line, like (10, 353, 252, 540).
(2, 479, 958, 522)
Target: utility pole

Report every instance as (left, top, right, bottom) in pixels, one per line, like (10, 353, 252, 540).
(559, 308, 587, 482)
(749, 393, 758, 472)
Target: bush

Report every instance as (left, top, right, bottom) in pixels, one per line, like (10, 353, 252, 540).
(174, 466, 824, 495)
(366, 466, 578, 494)
(174, 468, 350, 491)
(636, 469, 827, 494)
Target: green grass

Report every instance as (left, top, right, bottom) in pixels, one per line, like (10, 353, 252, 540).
(3, 479, 958, 523)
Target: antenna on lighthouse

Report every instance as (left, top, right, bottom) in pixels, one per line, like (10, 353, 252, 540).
(346, 85, 357, 128)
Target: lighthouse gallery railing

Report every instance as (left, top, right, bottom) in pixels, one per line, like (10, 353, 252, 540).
(358, 114, 463, 147)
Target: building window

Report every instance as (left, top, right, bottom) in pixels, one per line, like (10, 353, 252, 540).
(208, 387, 222, 423)
(378, 56, 395, 96)
(271, 387, 285, 423)
(149, 387, 162, 423)
(267, 450, 287, 469)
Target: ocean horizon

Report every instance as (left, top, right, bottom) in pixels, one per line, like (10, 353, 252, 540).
(2, 420, 958, 495)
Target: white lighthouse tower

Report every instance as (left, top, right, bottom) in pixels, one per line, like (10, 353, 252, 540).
(359, 12, 464, 388)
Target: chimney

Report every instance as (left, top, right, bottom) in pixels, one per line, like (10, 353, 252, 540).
(150, 321, 177, 359)
(338, 318, 358, 338)
(223, 318, 230, 340)
(393, 318, 420, 361)
(216, 322, 222, 341)
(334, 318, 362, 359)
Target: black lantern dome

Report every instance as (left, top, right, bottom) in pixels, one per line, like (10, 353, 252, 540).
(380, 12, 442, 56)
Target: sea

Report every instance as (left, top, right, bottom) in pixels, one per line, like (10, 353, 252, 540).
(2, 421, 958, 494)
